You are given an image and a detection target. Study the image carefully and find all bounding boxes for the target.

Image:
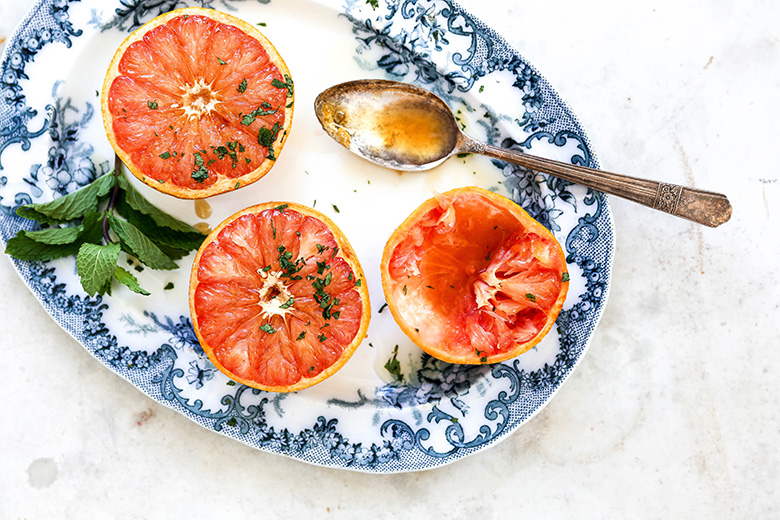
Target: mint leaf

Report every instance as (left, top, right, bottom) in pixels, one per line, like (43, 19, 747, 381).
(191, 152, 209, 183)
(77, 242, 121, 296)
(5, 232, 82, 261)
(258, 122, 281, 148)
(108, 214, 177, 270)
(260, 323, 276, 334)
(78, 211, 106, 244)
(116, 174, 204, 235)
(384, 345, 403, 382)
(241, 103, 278, 126)
(115, 194, 205, 251)
(25, 211, 103, 245)
(5, 211, 104, 261)
(18, 172, 115, 223)
(271, 74, 293, 97)
(113, 266, 151, 296)
(23, 226, 84, 245)
(155, 243, 192, 261)
(14, 207, 61, 225)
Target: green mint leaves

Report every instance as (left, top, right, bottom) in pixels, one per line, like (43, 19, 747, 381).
(16, 172, 115, 224)
(192, 151, 209, 183)
(241, 102, 278, 126)
(258, 121, 282, 161)
(271, 74, 294, 97)
(5, 169, 207, 297)
(77, 242, 123, 296)
(259, 323, 276, 334)
(384, 345, 404, 382)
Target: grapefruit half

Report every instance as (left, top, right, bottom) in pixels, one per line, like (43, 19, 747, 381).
(189, 202, 370, 392)
(381, 186, 569, 364)
(102, 7, 294, 198)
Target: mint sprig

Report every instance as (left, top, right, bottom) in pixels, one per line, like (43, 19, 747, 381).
(16, 173, 115, 225)
(5, 169, 207, 296)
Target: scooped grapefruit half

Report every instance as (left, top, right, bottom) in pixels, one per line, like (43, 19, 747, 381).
(381, 186, 569, 365)
(102, 7, 294, 199)
(189, 202, 370, 392)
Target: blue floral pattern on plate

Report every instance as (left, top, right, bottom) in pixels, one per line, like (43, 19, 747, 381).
(0, 0, 614, 473)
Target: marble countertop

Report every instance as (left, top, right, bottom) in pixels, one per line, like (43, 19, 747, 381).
(1, 0, 777, 518)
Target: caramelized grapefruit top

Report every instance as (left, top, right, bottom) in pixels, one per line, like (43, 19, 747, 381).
(381, 186, 569, 364)
(190, 202, 370, 392)
(102, 7, 294, 199)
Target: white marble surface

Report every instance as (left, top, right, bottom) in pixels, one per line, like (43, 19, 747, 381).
(0, 0, 777, 518)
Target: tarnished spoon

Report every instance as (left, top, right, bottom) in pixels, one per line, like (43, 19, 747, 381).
(314, 79, 731, 227)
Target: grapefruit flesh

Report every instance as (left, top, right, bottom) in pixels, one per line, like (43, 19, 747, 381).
(381, 186, 569, 364)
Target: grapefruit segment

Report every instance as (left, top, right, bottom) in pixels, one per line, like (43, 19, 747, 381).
(102, 7, 293, 198)
(190, 202, 370, 392)
(381, 186, 569, 364)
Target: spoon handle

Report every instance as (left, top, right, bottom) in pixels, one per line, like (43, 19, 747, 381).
(466, 140, 732, 227)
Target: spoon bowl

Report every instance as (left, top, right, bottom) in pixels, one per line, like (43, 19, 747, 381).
(314, 79, 732, 227)
(314, 80, 461, 171)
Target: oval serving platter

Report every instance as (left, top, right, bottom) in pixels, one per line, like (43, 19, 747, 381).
(0, 0, 614, 473)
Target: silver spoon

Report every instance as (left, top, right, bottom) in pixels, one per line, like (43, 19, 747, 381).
(314, 79, 731, 228)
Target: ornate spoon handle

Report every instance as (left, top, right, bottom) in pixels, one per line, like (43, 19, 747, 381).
(463, 138, 732, 228)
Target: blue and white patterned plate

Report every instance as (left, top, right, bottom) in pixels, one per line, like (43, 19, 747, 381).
(0, 0, 614, 473)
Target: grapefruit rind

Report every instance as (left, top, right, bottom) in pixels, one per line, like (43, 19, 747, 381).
(380, 186, 569, 365)
(189, 202, 370, 392)
(101, 7, 294, 199)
